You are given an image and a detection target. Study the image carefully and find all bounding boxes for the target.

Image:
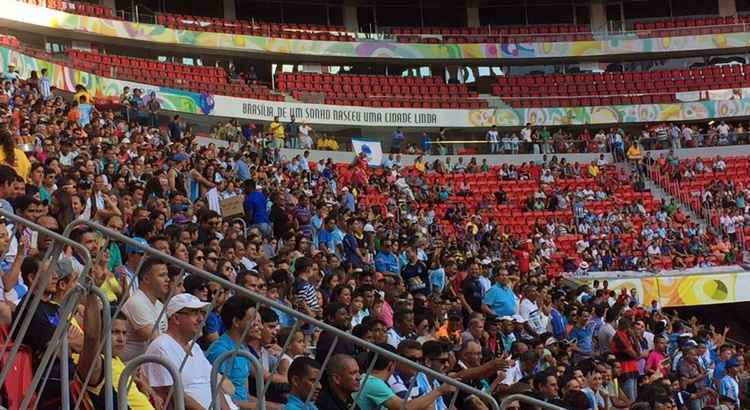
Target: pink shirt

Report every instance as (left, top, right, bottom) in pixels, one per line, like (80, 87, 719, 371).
(646, 350, 667, 376)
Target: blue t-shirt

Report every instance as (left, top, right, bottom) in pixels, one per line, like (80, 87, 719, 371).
(317, 229, 335, 253)
(79, 103, 93, 126)
(374, 251, 400, 274)
(245, 191, 270, 224)
(285, 394, 319, 410)
(342, 234, 363, 267)
(570, 326, 594, 355)
(205, 333, 251, 402)
(483, 283, 517, 317)
(205, 311, 225, 336)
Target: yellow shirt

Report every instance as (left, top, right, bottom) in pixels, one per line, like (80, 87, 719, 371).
(86, 356, 154, 410)
(270, 121, 284, 139)
(0, 148, 31, 181)
(588, 164, 600, 178)
(100, 275, 122, 303)
(627, 145, 642, 160)
(414, 160, 426, 173)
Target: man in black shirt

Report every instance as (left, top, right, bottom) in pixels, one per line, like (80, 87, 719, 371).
(460, 259, 484, 314)
(12, 255, 72, 410)
(315, 303, 357, 363)
(269, 192, 291, 240)
(316, 354, 361, 410)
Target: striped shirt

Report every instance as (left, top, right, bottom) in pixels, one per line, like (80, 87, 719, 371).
(293, 278, 320, 311)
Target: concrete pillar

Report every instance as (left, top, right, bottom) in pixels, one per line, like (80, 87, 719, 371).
(343, 0, 358, 32)
(719, 0, 737, 16)
(590, 0, 607, 32)
(223, 0, 236, 21)
(466, 0, 480, 27)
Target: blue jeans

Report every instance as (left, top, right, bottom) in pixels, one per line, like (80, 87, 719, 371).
(622, 374, 637, 401)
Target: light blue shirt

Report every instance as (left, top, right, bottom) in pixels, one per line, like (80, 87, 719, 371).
(719, 375, 739, 407)
(205, 333, 251, 402)
(375, 251, 400, 274)
(415, 373, 446, 410)
(483, 283, 517, 317)
(234, 159, 251, 181)
(285, 394, 319, 410)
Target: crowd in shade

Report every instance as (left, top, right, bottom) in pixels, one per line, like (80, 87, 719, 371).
(0, 64, 749, 410)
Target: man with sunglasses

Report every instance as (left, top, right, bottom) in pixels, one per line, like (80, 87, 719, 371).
(144, 292, 234, 410)
(413, 341, 455, 410)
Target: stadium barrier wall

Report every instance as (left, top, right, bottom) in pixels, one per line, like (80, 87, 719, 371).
(569, 267, 750, 307)
(4, 45, 750, 128)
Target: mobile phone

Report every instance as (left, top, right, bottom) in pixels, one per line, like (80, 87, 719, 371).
(30, 231, 38, 249)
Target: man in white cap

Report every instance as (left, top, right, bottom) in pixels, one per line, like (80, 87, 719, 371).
(144, 292, 234, 410)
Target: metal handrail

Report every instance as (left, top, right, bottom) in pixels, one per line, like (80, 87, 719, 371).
(117, 355, 185, 410)
(500, 394, 568, 410)
(209, 350, 266, 410)
(0, 209, 105, 409)
(68, 218, 502, 410)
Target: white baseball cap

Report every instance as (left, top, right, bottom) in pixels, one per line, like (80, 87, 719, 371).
(166, 293, 211, 318)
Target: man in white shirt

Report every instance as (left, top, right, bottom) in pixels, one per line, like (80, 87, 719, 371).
(144, 293, 234, 410)
(713, 156, 727, 172)
(521, 123, 532, 152)
(486, 125, 500, 154)
(519, 285, 545, 335)
(717, 121, 731, 138)
(121, 257, 170, 360)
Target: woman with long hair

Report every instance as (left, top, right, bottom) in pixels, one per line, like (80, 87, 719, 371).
(49, 190, 78, 228)
(0, 128, 31, 180)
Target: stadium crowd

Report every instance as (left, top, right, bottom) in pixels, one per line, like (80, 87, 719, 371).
(0, 64, 748, 410)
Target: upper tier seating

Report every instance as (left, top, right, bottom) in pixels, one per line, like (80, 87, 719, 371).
(634, 15, 750, 37)
(156, 13, 356, 41)
(67, 49, 282, 100)
(22, 0, 117, 18)
(492, 65, 748, 108)
(392, 24, 593, 44)
(277, 73, 488, 109)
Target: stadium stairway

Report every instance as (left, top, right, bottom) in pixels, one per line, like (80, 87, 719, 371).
(632, 159, 709, 230)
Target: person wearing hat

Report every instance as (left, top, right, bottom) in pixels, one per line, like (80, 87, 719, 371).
(719, 357, 741, 408)
(144, 292, 225, 410)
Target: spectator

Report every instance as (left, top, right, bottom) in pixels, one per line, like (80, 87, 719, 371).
(315, 354, 361, 410)
(482, 268, 517, 317)
(355, 343, 455, 410)
(206, 296, 258, 408)
(285, 357, 322, 410)
(144, 293, 232, 409)
(121, 257, 169, 360)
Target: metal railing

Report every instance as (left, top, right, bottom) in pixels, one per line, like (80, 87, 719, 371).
(118, 355, 185, 410)
(0, 208, 104, 410)
(500, 394, 567, 410)
(48, 217, 501, 410)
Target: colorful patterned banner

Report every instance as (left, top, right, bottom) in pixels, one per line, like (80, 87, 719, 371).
(0, 46, 209, 114)
(586, 272, 750, 308)
(4, 0, 750, 60)
(4, 45, 750, 128)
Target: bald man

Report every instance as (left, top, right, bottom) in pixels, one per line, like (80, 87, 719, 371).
(316, 354, 361, 410)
